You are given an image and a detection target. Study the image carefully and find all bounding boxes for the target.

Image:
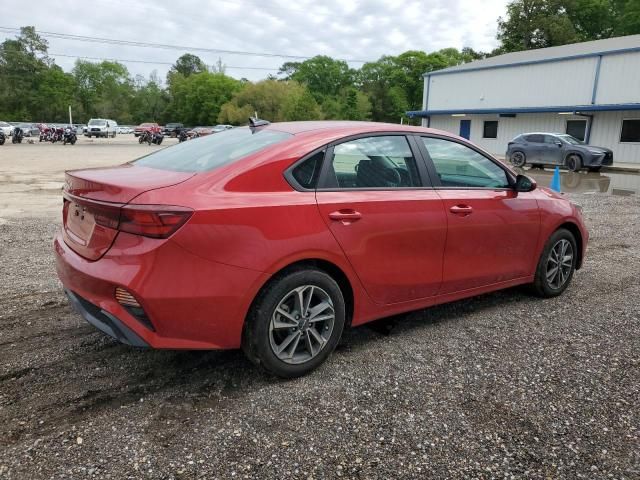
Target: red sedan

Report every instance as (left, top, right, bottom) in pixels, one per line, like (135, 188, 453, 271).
(54, 121, 588, 377)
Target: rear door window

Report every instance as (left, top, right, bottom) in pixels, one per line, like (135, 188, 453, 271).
(525, 134, 544, 143)
(326, 136, 421, 189)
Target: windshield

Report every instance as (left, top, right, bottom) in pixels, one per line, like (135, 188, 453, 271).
(133, 127, 293, 172)
(558, 134, 584, 145)
(88, 119, 105, 126)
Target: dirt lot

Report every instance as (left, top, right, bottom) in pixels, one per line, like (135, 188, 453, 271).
(0, 138, 638, 479)
(0, 135, 169, 220)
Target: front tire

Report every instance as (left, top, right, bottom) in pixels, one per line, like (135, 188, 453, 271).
(509, 151, 527, 168)
(510, 151, 526, 168)
(531, 228, 577, 298)
(566, 154, 582, 172)
(242, 268, 346, 378)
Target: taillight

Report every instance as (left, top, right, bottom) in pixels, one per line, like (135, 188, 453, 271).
(119, 205, 193, 239)
(63, 193, 192, 239)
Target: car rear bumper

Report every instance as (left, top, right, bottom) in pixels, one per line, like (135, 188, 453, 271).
(54, 230, 270, 350)
(65, 289, 149, 347)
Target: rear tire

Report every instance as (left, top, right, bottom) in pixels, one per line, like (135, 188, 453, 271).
(531, 228, 577, 298)
(242, 268, 345, 378)
(566, 154, 582, 172)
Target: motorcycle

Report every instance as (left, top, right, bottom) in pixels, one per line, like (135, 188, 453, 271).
(51, 127, 64, 143)
(178, 130, 189, 142)
(139, 130, 152, 144)
(139, 130, 164, 145)
(12, 127, 23, 144)
(63, 126, 77, 145)
(38, 124, 52, 142)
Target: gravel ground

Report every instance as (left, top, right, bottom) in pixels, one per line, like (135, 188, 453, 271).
(0, 193, 639, 479)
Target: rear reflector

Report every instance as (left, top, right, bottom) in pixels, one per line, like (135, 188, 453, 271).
(115, 287, 141, 307)
(114, 287, 155, 331)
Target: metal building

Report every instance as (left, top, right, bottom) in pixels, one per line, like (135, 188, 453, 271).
(407, 35, 640, 165)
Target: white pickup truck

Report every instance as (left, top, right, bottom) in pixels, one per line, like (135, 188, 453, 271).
(85, 118, 118, 138)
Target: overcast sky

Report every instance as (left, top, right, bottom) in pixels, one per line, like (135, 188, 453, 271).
(4, 0, 509, 82)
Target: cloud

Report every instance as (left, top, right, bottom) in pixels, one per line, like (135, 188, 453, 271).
(5, 0, 509, 81)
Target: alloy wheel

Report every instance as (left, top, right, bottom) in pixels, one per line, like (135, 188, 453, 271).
(546, 239, 574, 289)
(269, 285, 335, 365)
(511, 152, 526, 167)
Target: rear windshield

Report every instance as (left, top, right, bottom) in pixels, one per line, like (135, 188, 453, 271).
(132, 127, 293, 172)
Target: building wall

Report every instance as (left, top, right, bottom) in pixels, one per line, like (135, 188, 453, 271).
(596, 52, 640, 104)
(426, 57, 599, 111)
(427, 110, 640, 164)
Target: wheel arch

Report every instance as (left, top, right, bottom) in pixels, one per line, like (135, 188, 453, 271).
(557, 221, 584, 269)
(246, 258, 355, 329)
(564, 150, 583, 164)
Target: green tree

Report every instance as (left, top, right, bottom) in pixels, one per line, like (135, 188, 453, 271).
(497, 0, 580, 51)
(282, 89, 322, 121)
(0, 26, 51, 119)
(73, 60, 134, 122)
(359, 49, 467, 122)
(614, 0, 640, 35)
(281, 55, 355, 100)
(168, 53, 207, 78)
(33, 65, 77, 122)
(130, 71, 169, 123)
(218, 80, 322, 124)
(497, 0, 640, 52)
(169, 71, 241, 125)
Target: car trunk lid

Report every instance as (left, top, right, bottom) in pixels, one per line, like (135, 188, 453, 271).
(62, 164, 195, 260)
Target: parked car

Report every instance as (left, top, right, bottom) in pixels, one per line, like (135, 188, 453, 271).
(187, 126, 214, 138)
(117, 126, 133, 134)
(506, 133, 613, 172)
(163, 122, 185, 137)
(85, 118, 118, 138)
(135, 122, 161, 137)
(15, 123, 40, 137)
(212, 124, 233, 133)
(0, 120, 13, 136)
(55, 121, 588, 378)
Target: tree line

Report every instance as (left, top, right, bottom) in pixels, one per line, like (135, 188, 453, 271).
(1, 1, 638, 126)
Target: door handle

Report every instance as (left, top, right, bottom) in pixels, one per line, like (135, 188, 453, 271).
(329, 209, 362, 223)
(449, 205, 473, 216)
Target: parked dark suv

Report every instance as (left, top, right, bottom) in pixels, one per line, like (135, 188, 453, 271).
(506, 133, 613, 172)
(162, 123, 185, 137)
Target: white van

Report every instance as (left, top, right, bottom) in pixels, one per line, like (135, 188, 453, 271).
(85, 118, 118, 138)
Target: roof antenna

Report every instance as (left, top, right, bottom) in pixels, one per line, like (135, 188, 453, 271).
(249, 117, 270, 130)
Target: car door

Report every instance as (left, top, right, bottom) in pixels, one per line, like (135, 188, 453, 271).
(314, 134, 448, 305)
(416, 135, 541, 294)
(541, 135, 564, 165)
(525, 134, 544, 163)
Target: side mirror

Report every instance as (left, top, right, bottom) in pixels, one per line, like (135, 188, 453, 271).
(555, 141, 562, 147)
(514, 174, 536, 192)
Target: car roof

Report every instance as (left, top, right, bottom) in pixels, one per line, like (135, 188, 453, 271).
(262, 120, 455, 138)
(518, 132, 567, 136)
